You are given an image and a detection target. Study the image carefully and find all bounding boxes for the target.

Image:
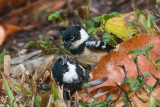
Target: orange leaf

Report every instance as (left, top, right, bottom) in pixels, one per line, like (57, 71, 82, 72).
(79, 34, 160, 101)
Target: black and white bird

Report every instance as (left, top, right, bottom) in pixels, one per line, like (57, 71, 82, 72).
(52, 55, 90, 99)
(62, 26, 114, 66)
(52, 55, 108, 100)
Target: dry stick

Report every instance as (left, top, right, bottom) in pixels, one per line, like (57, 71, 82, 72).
(134, 57, 148, 94)
(115, 82, 133, 107)
(111, 65, 131, 106)
(150, 73, 160, 92)
(134, 80, 148, 103)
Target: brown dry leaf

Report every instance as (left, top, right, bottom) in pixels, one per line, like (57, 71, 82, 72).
(79, 34, 160, 101)
(0, 24, 29, 47)
(36, 55, 54, 81)
(40, 91, 50, 107)
(0, 25, 5, 46)
(9, 0, 66, 16)
(77, 6, 88, 20)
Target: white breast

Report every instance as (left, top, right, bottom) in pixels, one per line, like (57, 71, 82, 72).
(63, 62, 78, 83)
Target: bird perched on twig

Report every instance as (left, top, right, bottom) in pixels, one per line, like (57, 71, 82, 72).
(62, 26, 114, 66)
(52, 55, 108, 100)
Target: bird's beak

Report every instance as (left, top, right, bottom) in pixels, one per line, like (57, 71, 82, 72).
(63, 41, 72, 50)
(60, 55, 68, 64)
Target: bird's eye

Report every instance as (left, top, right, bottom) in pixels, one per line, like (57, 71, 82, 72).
(70, 36, 74, 40)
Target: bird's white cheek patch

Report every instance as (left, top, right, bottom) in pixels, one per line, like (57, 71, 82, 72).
(71, 28, 89, 49)
(63, 62, 78, 83)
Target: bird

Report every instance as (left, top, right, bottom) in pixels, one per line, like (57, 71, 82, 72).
(52, 55, 90, 99)
(52, 55, 108, 100)
(62, 26, 114, 67)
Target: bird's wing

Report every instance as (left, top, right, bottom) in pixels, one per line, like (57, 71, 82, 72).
(85, 41, 114, 51)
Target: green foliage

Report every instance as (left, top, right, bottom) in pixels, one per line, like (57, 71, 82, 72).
(4, 79, 18, 107)
(82, 83, 91, 89)
(144, 72, 151, 78)
(47, 9, 67, 27)
(128, 22, 137, 28)
(0, 49, 7, 70)
(139, 14, 153, 34)
(34, 96, 40, 107)
(26, 36, 68, 54)
(86, 12, 120, 35)
(82, 101, 90, 107)
(155, 59, 160, 64)
(51, 82, 59, 101)
(127, 48, 145, 55)
(87, 27, 99, 34)
(47, 10, 63, 21)
(149, 97, 156, 107)
(145, 45, 154, 59)
(105, 95, 114, 106)
(89, 101, 105, 107)
(135, 9, 143, 16)
(146, 84, 154, 92)
(102, 33, 117, 46)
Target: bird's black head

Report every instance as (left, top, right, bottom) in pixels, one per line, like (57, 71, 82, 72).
(62, 26, 89, 54)
(52, 55, 87, 86)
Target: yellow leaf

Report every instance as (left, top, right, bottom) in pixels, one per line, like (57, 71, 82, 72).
(105, 12, 137, 40)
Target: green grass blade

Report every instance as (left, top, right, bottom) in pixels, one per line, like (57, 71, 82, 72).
(4, 79, 18, 107)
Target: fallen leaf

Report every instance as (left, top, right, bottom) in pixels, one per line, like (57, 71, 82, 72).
(79, 34, 160, 101)
(0, 26, 5, 46)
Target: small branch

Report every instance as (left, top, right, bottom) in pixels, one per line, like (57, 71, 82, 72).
(115, 82, 133, 107)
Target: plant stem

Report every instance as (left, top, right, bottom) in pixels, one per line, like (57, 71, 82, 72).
(105, 30, 118, 45)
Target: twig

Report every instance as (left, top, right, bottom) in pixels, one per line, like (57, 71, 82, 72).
(111, 65, 130, 106)
(134, 57, 143, 77)
(115, 82, 133, 107)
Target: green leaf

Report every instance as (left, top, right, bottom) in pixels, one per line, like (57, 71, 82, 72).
(146, 84, 153, 92)
(135, 9, 143, 15)
(102, 33, 117, 46)
(158, 67, 160, 71)
(26, 41, 37, 47)
(87, 27, 99, 34)
(149, 97, 156, 107)
(121, 77, 125, 84)
(127, 77, 139, 90)
(82, 83, 91, 89)
(144, 72, 151, 78)
(0, 49, 7, 69)
(158, 100, 160, 106)
(150, 15, 156, 22)
(155, 59, 160, 64)
(51, 82, 59, 101)
(145, 45, 154, 59)
(89, 101, 105, 107)
(34, 96, 40, 107)
(105, 95, 114, 104)
(61, 45, 70, 54)
(146, 14, 153, 34)
(4, 79, 18, 107)
(110, 12, 120, 17)
(82, 102, 90, 107)
(128, 22, 137, 28)
(127, 49, 145, 55)
(48, 10, 63, 21)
